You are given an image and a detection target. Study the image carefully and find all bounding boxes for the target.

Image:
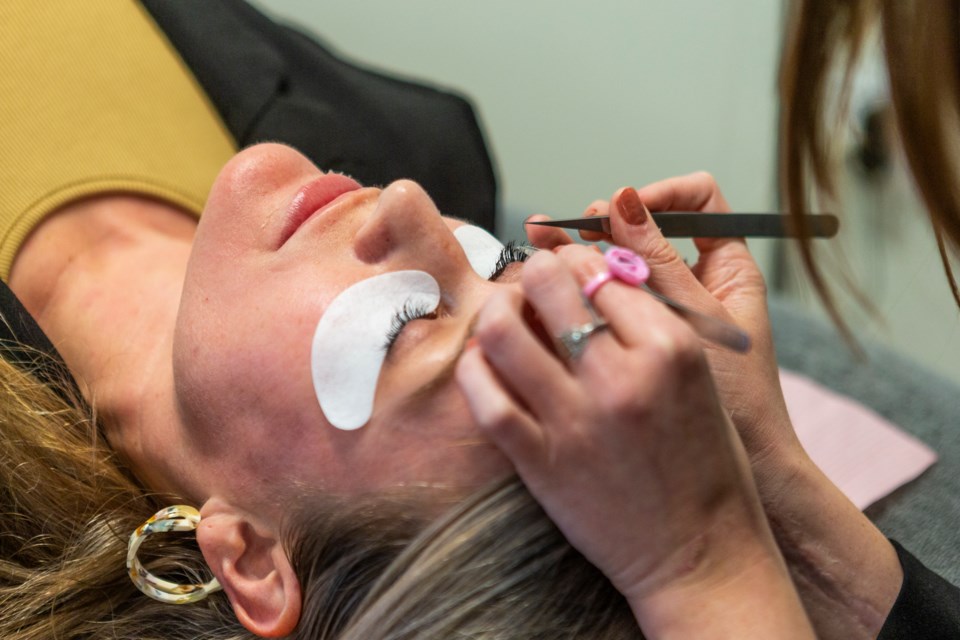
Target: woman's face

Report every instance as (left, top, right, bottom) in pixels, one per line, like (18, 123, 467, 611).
(173, 143, 521, 507)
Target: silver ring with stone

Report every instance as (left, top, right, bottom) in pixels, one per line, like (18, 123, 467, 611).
(555, 321, 609, 360)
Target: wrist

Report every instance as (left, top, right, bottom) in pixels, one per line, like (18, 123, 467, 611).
(629, 533, 813, 639)
(757, 452, 903, 637)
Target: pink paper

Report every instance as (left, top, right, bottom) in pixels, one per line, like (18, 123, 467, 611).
(779, 369, 938, 510)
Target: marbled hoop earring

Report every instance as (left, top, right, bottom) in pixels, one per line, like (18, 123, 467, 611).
(127, 505, 222, 604)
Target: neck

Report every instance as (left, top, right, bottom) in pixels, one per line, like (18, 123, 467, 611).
(9, 195, 200, 497)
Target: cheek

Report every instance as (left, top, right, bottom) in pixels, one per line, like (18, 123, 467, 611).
(173, 292, 324, 447)
(365, 384, 512, 492)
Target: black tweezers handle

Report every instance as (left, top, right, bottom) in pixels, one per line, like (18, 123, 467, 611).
(651, 213, 838, 238)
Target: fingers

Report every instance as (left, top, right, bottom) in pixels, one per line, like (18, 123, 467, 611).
(610, 179, 768, 324)
(455, 344, 545, 463)
(578, 200, 611, 243)
(616, 178, 770, 347)
(523, 246, 701, 405)
(524, 214, 574, 251)
(607, 186, 721, 312)
(633, 172, 749, 257)
(519, 248, 623, 364)
(634, 171, 731, 214)
(465, 288, 579, 424)
(523, 199, 613, 250)
(558, 244, 692, 350)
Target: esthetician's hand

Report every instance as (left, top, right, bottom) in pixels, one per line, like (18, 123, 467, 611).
(455, 246, 814, 639)
(526, 175, 905, 640)
(525, 174, 802, 495)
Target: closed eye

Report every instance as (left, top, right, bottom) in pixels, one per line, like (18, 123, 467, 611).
(382, 241, 533, 354)
(383, 300, 438, 353)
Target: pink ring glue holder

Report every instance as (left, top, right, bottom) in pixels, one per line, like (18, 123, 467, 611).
(581, 245, 751, 353)
(583, 246, 650, 299)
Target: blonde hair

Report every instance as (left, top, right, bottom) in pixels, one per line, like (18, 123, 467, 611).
(780, 0, 960, 331)
(288, 479, 640, 640)
(0, 347, 638, 639)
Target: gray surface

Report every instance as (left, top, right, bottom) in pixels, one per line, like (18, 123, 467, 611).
(769, 296, 960, 583)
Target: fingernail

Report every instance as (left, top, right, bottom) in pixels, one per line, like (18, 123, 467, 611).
(618, 187, 647, 225)
(584, 206, 598, 216)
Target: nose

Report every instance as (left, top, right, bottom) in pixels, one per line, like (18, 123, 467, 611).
(353, 180, 467, 273)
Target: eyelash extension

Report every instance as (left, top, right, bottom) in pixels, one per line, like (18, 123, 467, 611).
(489, 241, 535, 280)
(383, 301, 436, 353)
(382, 242, 534, 353)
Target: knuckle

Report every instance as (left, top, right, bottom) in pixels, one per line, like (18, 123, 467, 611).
(640, 237, 685, 270)
(554, 243, 594, 262)
(554, 244, 606, 277)
(689, 170, 718, 189)
(645, 322, 706, 376)
(586, 199, 609, 214)
(597, 378, 645, 418)
(749, 272, 769, 298)
(590, 357, 649, 418)
(521, 250, 565, 291)
(476, 299, 519, 346)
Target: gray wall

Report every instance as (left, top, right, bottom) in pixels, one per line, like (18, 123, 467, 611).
(250, 1, 783, 269)
(250, 1, 960, 385)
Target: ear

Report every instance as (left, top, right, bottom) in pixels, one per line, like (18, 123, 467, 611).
(196, 498, 302, 638)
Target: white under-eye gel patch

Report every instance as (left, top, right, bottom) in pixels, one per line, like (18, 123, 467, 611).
(311, 271, 440, 430)
(453, 225, 504, 278)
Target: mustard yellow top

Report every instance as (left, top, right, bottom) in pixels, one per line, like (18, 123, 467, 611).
(0, 1, 237, 279)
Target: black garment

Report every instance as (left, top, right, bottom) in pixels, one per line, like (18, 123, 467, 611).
(0, 280, 79, 403)
(878, 540, 960, 639)
(139, 0, 498, 233)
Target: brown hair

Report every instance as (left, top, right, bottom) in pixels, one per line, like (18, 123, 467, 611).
(780, 0, 960, 328)
(0, 347, 251, 639)
(0, 346, 637, 639)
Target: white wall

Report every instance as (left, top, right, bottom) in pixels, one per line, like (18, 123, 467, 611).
(250, 1, 783, 266)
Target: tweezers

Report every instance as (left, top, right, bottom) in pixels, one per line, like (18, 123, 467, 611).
(526, 213, 839, 238)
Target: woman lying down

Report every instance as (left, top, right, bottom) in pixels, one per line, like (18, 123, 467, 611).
(1, 143, 823, 638)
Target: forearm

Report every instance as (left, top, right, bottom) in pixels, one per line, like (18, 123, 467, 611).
(759, 450, 903, 639)
(630, 533, 815, 639)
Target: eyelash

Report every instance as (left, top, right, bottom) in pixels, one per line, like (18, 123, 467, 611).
(490, 241, 534, 280)
(382, 241, 534, 353)
(382, 300, 437, 352)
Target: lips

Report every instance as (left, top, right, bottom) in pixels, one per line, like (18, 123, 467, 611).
(279, 173, 363, 247)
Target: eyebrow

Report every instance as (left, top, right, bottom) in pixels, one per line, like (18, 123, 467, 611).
(404, 310, 480, 407)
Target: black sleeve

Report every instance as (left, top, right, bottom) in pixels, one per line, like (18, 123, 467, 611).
(877, 540, 960, 639)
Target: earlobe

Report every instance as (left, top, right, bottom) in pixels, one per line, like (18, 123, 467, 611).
(196, 499, 302, 638)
